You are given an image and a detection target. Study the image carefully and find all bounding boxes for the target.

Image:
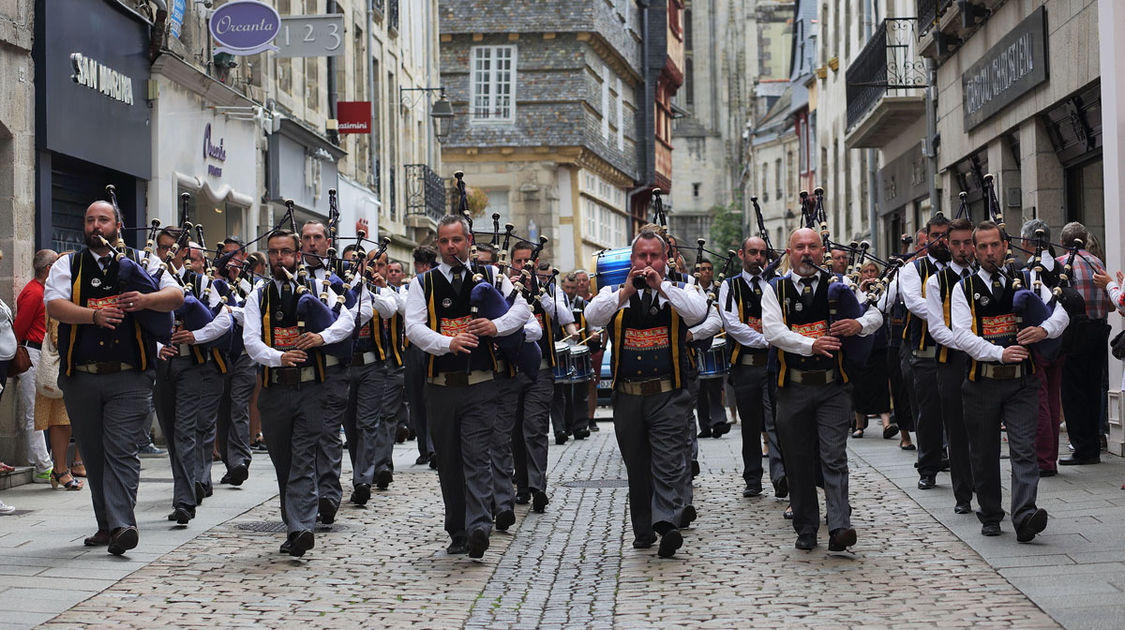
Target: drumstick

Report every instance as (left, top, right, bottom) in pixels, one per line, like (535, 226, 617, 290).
(713, 330, 727, 339)
(558, 327, 586, 342)
(575, 331, 601, 345)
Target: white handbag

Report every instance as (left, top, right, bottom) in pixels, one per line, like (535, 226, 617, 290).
(36, 315, 63, 399)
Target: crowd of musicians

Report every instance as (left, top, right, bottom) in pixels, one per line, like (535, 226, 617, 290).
(37, 175, 1115, 560)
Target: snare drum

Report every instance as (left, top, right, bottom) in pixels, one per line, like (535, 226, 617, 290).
(593, 247, 632, 293)
(697, 338, 730, 380)
(552, 342, 574, 381)
(567, 345, 594, 383)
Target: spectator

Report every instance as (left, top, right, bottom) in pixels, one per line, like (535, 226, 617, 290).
(1058, 222, 1112, 466)
(37, 287, 83, 490)
(1, 294, 18, 513)
(852, 262, 896, 439)
(14, 250, 56, 484)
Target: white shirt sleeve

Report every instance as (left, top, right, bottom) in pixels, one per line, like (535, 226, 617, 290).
(371, 286, 399, 320)
(540, 287, 575, 326)
(719, 280, 768, 350)
(951, 283, 1004, 363)
(492, 271, 530, 337)
(404, 275, 452, 356)
(662, 280, 710, 325)
(192, 307, 232, 345)
(242, 287, 285, 368)
(44, 254, 74, 304)
(317, 286, 356, 344)
(761, 280, 816, 356)
(689, 303, 722, 339)
(523, 311, 542, 343)
(229, 305, 245, 327)
(1106, 281, 1125, 314)
(841, 276, 882, 336)
(1037, 283, 1070, 339)
(899, 261, 928, 319)
(925, 275, 956, 349)
(583, 284, 623, 329)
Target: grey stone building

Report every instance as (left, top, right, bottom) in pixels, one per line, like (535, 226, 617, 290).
(438, 0, 643, 272)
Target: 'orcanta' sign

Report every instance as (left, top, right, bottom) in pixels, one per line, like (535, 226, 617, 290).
(210, 0, 281, 56)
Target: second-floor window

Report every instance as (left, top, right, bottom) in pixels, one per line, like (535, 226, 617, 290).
(471, 45, 516, 123)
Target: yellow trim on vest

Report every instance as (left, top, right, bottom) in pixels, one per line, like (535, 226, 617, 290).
(777, 280, 788, 387)
(730, 280, 744, 365)
(968, 283, 979, 381)
(610, 310, 624, 389)
(425, 273, 436, 376)
(670, 306, 681, 386)
(262, 287, 273, 386)
(65, 253, 82, 376)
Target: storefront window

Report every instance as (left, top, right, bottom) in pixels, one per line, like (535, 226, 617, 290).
(176, 185, 245, 251)
(1066, 158, 1106, 254)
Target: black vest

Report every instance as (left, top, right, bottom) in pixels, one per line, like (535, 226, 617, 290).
(905, 258, 939, 350)
(727, 275, 766, 365)
(887, 281, 909, 349)
(607, 286, 692, 388)
(932, 266, 970, 364)
(771, 272, 847, 387)
(961, 272, 1035, 381)
(421, 267, 498, 376)
(532, 296, 556, 367)
(258, 281, 327, 387)
(57, 248, 156, 375)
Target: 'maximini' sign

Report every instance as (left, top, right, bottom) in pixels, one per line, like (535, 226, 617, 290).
(210, 0, 281, 56)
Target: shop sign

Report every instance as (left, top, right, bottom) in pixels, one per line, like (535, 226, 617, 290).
(337, 102, 371, 134)
(70, 53, 135, 106)
(962, 6, 1048, 130)
(204, 123, 227, 177)
(210, 0, 281, 56)
(170, 0, 186, 39)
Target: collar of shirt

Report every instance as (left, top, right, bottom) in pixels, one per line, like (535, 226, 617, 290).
(740, 270, 764, 285)
(175, 265, 186, 279)
(949, 261, 970, 277)
(791, 271, 819, 293)
(437, 260, 471, 283)
(272, 278, 295, 293)
(634, 288, 666, 309)
(977, 268, 1005, 285)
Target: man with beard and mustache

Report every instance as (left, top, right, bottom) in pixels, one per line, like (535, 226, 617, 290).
(242, 229, 355, 556)
(950, 221, 1066, 542)
(921, 218, 978, 515)
(898, 215, 953, 490)
(45, 200, 184, 555)
(760, 228, 882, 553)
(719, 236, 784, 501)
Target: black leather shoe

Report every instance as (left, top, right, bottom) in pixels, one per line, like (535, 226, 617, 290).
(679, 505, 697, 529)
(1039, 468, 1058, 478)
(828, 527, 857, 552)
(981, 523, 1001, 537)
(169, 507, 193, 525)
(773, 477, 789, 499)
(107, 526, 139, 556)
(288, 530, 314, 557)
(351, 483, 371, 506)
(514, 491, 530, 505)
(279, 539, 293, 555)
(954, 503, 972, 515)
(446, 537, 468, 555)
(917, 475, 936, 490)
(84, 529, 111, 546)
(691, 460, 700, 477)
(1016, 508, 1048, 543)
(632, 533, 657, 549)
(219, 472, 232, 485)
(495, 509, 516, 532)
(375, 469, 393, 491)
(940, 459, 950, 472)
(573, 428, 590, 440)
(1059, 455, 1100, 466)
(194, 482, 206, 505)
(318, 497, 338, 525)
(795, 533, 817, 550)
(743, 485, 762, 498)
(555, 432, 568, 445)
(228, 464, 249, 487)
(697, 429, 713, 438)
(467, 528, 490, 558)
(657, 528, 683, 558)
(531, 489, 549, 513)
(589, 423, 600, 432)
(395, 425, 409, 444)
(783, 505, 794, 520)
(415, 454, 431, 466)
(428, 455, 438, 470)
(711, 422, 731, 438)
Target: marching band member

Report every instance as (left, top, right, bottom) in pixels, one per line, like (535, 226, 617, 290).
(585, 229, 709, 558)
(693, 258, 728, 439)
(761, 228, 882, 552)
(45, 201, 184, 555)
(404, 215, 529, 558)
(215, 238, 256, 488)
(404, 246, 438, 467)
(950, 221, 1067, 542)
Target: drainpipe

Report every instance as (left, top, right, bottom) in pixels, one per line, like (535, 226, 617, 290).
(865, 0, 879, 253)
(368, 0, 379, 201)
(326, 0, 339, 145)
(627, 0, 653, 237)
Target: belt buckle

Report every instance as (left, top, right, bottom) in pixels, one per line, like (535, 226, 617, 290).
(443, 372, 469, 387)
(273, 368, 300, 387)
(351, 353, 366, 366)
(639, 380, 661, 395)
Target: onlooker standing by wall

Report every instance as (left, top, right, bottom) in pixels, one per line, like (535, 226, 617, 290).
(1, 294, 17, 514)
(1058, 223, 1112, 466)
(14, 249, 57, 483)
(37, 301, 83, 490)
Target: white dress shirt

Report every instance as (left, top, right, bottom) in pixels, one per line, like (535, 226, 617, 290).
(584, 280, 710, 330)
(523, 310, 543, 343)
(924, 261, 972, 350)
(403, 262, 530, 356)
(950, 268, 1069, 363)
(44, 248, 180, 304)
(760, 273, 883, 357)
(687, 283, 722, 339)
(539, 285, 575, 327)
(718, 271, 769, 350)
(899, 255, 943, 321)
(241, 278, 358, 368)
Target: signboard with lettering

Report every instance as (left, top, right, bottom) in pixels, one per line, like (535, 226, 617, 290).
(962, 6, 1048, 130)
(209, 0, 281, 56)
(276, 15, 346, 58)
(169, 0, 186, 39)
(337, 101, 371, 134)
(204, 123, 227, 177)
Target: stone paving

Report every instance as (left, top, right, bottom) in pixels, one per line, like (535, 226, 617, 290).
(16, 407, 1067, 629)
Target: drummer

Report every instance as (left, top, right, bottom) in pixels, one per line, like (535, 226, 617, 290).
(693, 258, 729, 439)
(533, 261, 586, 445)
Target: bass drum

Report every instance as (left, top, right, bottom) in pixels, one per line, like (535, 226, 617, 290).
(592, 247, 631, 294)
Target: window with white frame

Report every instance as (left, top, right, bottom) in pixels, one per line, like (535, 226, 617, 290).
(471, 45, 516, 122)
(615, 77, 624, 150)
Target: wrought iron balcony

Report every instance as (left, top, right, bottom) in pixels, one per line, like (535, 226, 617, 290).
(844, 18, 928, 148)
(404, 164, 445, 226)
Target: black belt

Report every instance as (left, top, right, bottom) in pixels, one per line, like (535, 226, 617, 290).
(74, 361, 134, 375)
(22, 340, 42, 350)
(269, 367, 320, 386)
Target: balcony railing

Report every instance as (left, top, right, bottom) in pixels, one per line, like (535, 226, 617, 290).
(405, 164, 445, 225)
(845, 18, 928, 131)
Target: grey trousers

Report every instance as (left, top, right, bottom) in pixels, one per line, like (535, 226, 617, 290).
(911, 356, 945, 477)
(681, 374, 699, 509)
(316, 366, 349, 509)
(491, 375, 524, 513)
(194, 363, 224, 492)
(343, 361, 382, 486)
(696, 377, 726, 432)
(257, 380, 327, 533)
(775, 381, 853, 536)
(551, 379, 589, 435)
(936, 353, 974, 505)
(962, 374, 1041, 528)
(897, 343, 919, 432)
(427, 380, 497, 539)
(404, 345, 433, 458)
(513, 368, 554, 494)
(373, 363, 406, 475)
(60, 369, 154, 532)
(154, 357, 205, 509)
(216, 353, 255, 472)
(612, 387, 693, 538)
(731, 363, 773, 491)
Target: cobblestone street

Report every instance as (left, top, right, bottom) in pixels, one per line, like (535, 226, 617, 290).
(5, 408, 1076, 629)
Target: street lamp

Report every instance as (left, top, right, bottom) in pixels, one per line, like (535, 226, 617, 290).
(401, 86, 455, 144)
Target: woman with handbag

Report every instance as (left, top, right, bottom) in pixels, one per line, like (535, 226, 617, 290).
(36, 309, 83, 490)
(0, 294, 19, 513)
